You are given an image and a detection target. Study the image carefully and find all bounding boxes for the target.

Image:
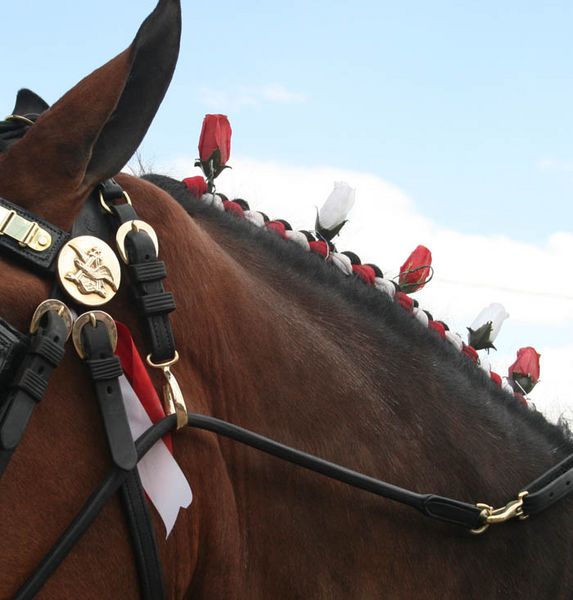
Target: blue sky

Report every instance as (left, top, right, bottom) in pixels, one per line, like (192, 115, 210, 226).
(3, 1, 573, 419)
(4, 0, 573, 242)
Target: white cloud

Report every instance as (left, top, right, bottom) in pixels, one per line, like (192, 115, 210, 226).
(160, 155, 573, 424)
(198, 84, 307, 112)
(537, 158, 573, 172)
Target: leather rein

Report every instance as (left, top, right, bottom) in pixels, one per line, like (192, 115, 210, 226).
(2, 114, 573, 600)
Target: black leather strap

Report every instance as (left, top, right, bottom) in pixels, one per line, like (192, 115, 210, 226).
(104, 183, 176, 364)
(523, 454, 573, 516)
(120, 469, 166, 597)
(0, 318, 29, 393)
(81, 320, 165, 600)
(81, 321, 137, 471)
(0, 196, 70, 274)
(11, 415, 176, 600)
(0, 311, 68, 479)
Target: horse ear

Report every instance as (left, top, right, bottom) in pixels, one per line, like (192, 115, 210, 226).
(83, 0, 181, 183)
(0, 0, 181, 209)
(11, 89, 50, 117)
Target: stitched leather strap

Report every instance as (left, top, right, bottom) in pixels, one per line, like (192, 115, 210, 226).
(80, 319, 165, 600)
(105, 186, 177, 363)
(81, 321, 137, 471)
(0, 311, 68, 479)
(523, 455, 573, 516)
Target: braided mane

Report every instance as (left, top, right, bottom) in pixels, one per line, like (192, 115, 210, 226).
(144, 172, 573, 452)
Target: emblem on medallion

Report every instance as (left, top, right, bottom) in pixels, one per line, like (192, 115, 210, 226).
(57, 235, 121, 306)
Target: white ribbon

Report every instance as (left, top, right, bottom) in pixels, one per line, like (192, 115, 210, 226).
(119, 376, 193, 537)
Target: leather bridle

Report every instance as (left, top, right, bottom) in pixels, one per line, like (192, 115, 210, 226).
(2, 114, 573, 600)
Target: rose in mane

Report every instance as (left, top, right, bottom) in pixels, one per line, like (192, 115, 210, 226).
(398, 245, 432, 293)
(197, 114, 232, 187)
(508, 346, 541, 394)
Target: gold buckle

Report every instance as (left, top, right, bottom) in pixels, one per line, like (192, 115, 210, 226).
(4, 114, 35, 126)
(115, 220, 159, 264)
(146, 351, 188, 430)
(99, 189, 133, 215)
(0, 205, 52, 251)
(29, 299, 73, 340)
(72, 311, 117, 359)
(471, 491, 529, 535)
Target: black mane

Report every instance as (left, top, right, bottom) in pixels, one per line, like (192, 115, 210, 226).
(144, 173, 573, 452)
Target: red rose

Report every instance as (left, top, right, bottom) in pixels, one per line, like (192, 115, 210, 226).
(399, 245, 432, 294)
(198, 114, 232, 180)
(182, 176, 208, 199)
(490, 372, 502, 387)
(508, 347, 541, 394)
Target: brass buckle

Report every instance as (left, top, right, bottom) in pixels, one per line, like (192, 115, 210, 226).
(146, 351, 188, 430)
(72, 311, 117, 359)
(99, 189, 133, 215)
(4, 114, 35, 126)
(471, 491, 529, 535)
(29, 299, 73, 340)
(115, 220, 159, 264)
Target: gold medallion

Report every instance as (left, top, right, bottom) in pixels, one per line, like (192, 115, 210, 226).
(57, 235, 121, 306)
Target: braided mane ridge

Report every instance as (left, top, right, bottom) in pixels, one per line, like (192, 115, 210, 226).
(145, 173, 573, 451)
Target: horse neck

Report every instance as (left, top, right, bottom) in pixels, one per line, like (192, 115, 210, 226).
(172, 207, 573, 597)
(179, 207, 571, 489)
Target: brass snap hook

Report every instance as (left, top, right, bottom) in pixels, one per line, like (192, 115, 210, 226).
(146, 352, 188, 430)
(471, 491, 529, 535)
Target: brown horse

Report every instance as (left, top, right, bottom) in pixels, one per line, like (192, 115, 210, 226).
(1, 1, 572, 598)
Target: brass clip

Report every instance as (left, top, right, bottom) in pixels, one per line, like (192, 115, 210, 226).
(146, 351, 188, 430)
(471, 491, 529, 535)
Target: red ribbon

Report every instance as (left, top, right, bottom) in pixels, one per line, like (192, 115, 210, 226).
(115, 322, 173, 452)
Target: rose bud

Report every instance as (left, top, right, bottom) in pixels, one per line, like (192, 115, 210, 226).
(508, 347, 541, 394)
(196, 114, 232, 184)
(467, 303, 509, 351)
(398, 245, 432, 294)
(315, 182, 356, 241)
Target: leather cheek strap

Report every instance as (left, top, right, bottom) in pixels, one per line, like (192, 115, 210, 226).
(80, 322, 137, 471)
(0, 311, 68, 479)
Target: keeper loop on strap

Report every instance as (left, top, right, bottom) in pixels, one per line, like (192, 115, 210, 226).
(30, 335, 65, 366)
(86, 356, 123, 381)
(128, 260, 167, 283)
(14, 368, 48, 402)
(139, 291, 176, 315)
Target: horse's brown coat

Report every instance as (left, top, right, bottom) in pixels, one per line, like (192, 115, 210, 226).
(1, 1, 572, 598)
